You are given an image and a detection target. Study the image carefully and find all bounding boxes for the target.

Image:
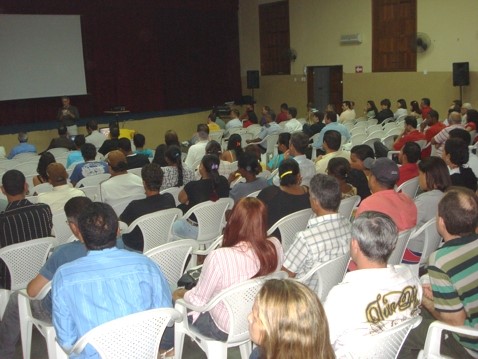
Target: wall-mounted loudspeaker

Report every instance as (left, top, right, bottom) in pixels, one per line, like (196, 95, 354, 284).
(247, 70, 260, 89)
(453, 62, 470, 86)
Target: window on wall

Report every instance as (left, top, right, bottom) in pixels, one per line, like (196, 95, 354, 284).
(372, 0, 417, 72)
(259, 1, 290, 75)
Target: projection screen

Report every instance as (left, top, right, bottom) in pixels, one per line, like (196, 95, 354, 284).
(0, 14, 87, 101)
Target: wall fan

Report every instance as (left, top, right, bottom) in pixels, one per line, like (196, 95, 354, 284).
(416, 32, 431, 53)
(286, 48, 297, 62)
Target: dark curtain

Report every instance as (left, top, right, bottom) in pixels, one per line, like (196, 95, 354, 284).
(0, 0, 241, 126)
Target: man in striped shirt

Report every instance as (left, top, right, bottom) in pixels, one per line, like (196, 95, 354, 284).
(401, 188, 478, 358)
(0, 169, 53, 289)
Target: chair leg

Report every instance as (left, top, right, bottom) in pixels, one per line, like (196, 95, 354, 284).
(204, 341, 228, 359)
(239, 341, 252, 359)
(174, 329, 185, 359)
(18, 295, 33, 359)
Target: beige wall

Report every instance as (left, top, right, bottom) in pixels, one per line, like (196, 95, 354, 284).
(0, 111, 208, 157)
(239, 0, 478, 117)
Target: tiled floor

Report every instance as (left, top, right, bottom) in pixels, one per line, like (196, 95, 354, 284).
(14, 327, 242, 358)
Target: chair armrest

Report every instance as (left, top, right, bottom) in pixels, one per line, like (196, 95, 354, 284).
(18, 281, 52, 301)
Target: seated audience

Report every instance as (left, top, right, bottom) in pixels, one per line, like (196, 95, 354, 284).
(100, 150, 144, 203)
(258, 159, 311, 233)
(420, 97, 432, 120)
(0, 170, 53, 289)
(401, 188, 478, 358)
(225, 109, 242, 135)
(282, 174, 351, 283)
(37, 163, 85, 213)
(117, 137, 149, 169)
(98, 126, 120, 156)
(153, 130, 181, 167)
(229, 152, 268, 202)
(409, 100, 422, 119)
(173, 154, 229, 239)
(327, 157, 357, 198)
(160, 145, 195, 191)
(364, 100, 379, 119)
(44, 125, 75, 152)
(392, 116, 426, 152)
(221, 134, 243, 163)
(247, 111, 281, 145)
(449, 128, 478, 178)
(7, 132, 36, 159)
(248, 279, 335, 359)
(464, 109, 478, 133)
(133, 133, 154, 158)
(339, 100, 355, 123)
(431, 111, 465, 157)
(69, 143, 109, 186)
(66, 135, 86, 168)
(240, 104, 259, 128)
(52, 202, 173, 358)
(420, 110, 445, 158)
(288, 132, 315, 187)
(312, 111, 351, 151)
(120, 163, 175, 252)
(275, 103, 289, 124)
(283, 107, 302, 132)
(84, 119, 106, 150)
(394, 98, 408, 119)
(205, 140, 238, 178)
(350, 144, 374, 172)
(184, 124, 209, 169)
(173, 197, 283, 340)
(376, 98, 394, 124)
(266, 132, 291, 171)
(443, 137, 477, 191)
(302, 111, 325, 137)
(315, 130, 350, 174)
(397, 141, 421, 187)
(325, 211, 421, 357)
(32, 152, 56, 187)
(207, 112, 221, 132)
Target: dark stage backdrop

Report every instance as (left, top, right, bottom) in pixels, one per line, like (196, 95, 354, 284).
(0, 0, 241, 126)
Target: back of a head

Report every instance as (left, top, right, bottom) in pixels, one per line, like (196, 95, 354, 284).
(397, 99, 407, 109)
(418, 157, 451, 192)
(46, 163, 68, 186)
(238, 152, 261, 175)
(107, 150, 128, 173)
(402, 141, 421, 164)
(227, 134, 243, 153)
(343, 100, 351, 109)
(18, 132, 28, 143)
(422, 98, 431, 106)
(288, 107, 297, 118)
(438, 188, 478, 237)
(351, 145, 374, 161)
(165, 130, 180, 147)
(428, 109, 439, 120)
(255, 279, 334, 359)
(81, 143, 97, 161)
(449, 111, 462, 124)
(280, 103, 288, 111)
(118, 137, 132, 152)
(352, 211, 398, 264)
(37, 152, 56, 179)
(380, 98, 391, 108)
(445, 137, 469, 166)
(310, 173, 341, 212)
(404, 116, 418, 129)
(78, 202, 118, 250)
(313, 111, 325, 123)
(449, 128, 471, 145)
(245, 144, 261, 161)
(110, 127, 120, 139)
(365, 157, 399, 189)
(290, 132, 309, 154)
(142, 163, 164, 192)
(133, 133, 145, 148)
(58, 125, 68, 136)
(201, 154, 220, 177)
(165, 145, 182, 165)
(278, 132, 292, 148)
(327, 157, 351, 182)
(279, 158, 300, 187)
(325, 111, 337, 123)
(64, 196, 93, 222)
(197, 123, 209, 139)
(74, 134, 86, 148)
(2, 170, 26, 196)
(86, 119, 98, 131)
(230, 109, 240, 118)
(323, 130, 341, 151)
(208, 113, 216, 123)
(206, 140, 222, 157)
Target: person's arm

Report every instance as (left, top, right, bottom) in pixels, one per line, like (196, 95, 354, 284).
(421, 292, 466, 326)
(27, 274, 49, 297)
(52, 273, 77, 351)
(281, 266, 296, 278)
(178, 188, 189, 205)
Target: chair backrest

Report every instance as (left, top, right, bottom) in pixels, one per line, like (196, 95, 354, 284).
(0, 237, 54, 290)
(381, 134, 397, 150)
(367, 118, 378, 126)
(144, 239, 198, 289)
(32, 182, 53, 194)
(208, 130, 225, 143)
(341, 316, 422, 359)
(12, 153, 38, 161)
(396, 176, 419, 199)
(108, 193, 147, 216)
(160, 186, 183, 207)
(267, 208, 313, 252)
(363, 137, 380, 150)
(48, 148, 69, 157)
(367, 124, 383, 134)
(127, 167, 142, 177)
(52, 211, 73, 246)
(350, 133, 367, 147)
(127, 208, 183, 252)
(69, 308, 181, 359)
(388, 229, 413, 265)
(183, 198, 234, 245)
(263, 134, 279, 154)
(80, 185, 101, 201)
(246, 190, 261, 198)
(75, 173, 111, 188)
(386, 127, 403, 137)
(366, 130, 384, 140)
(338, 195, 360, 221)
(298, 252, 350, 301)
(246, 125, 262, 138)
(13, 161, 38, 176)
(410, 218, 442, 266)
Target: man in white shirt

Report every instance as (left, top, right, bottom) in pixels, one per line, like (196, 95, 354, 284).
(225, 109, 242, 135)
(324, 211, 422, 357)
(85, 120, 106, 149)
(339, 101, 356, 123)
(283, 107, 302, 133)
(184, 124, 209, 170)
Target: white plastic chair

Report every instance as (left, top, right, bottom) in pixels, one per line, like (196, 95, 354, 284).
(160, 186, 183, 207)
(297, 252, 350, 301)
(52, 211, 74, 247)
(367, 124, 383, 134)
(417, 320, 478, 359)
(127, 167, 142, 177)
(338, 195, 360, 221)
(266, 208, 313, 253)
(61, 308, 182, 359)
(409, 218, 442, 269)
(47, 148, 70, 157)
(350, 133, 368, 147)
(144, 239, 198, 290)
(363, 137, 381, 150)
(174, 271, 287, 359)
(341, 316, 422, 359)
(366, 129, 384, 140)
(31, 182, 53, 195)
(256, 134, 279, 163)
(180, 198, 234, 247)
(246, 190, 261, 198)
(386, 127, 403, 137)
(209, 130, 225, 143)
(388, 229, 413, 265)
(123, 208, 183, 252)
(381, 133, 398, 150)
(396, 176, 419, 199)
(18, 282, 66, 359)
(245, 124, 261, 139)
(80, 185, 101, 201)
(12, 153, 38, 161)
(13, 161, 38, 176)
(75, 173, 111, 188)
(381, 117, 395, 125)
(107, 193, 147, 216)
(350, 126, 367, 137)
(383, 122, 399, 133)
(0, 237, 54, 319)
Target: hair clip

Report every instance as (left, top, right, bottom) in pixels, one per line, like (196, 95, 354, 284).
(280, 170, 293, 179)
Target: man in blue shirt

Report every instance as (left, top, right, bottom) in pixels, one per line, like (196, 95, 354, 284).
(69, 143, 109, 186)
(7, 132, 37, 159)
(312, 111, 351, 151)
(52, 202, 172, 358)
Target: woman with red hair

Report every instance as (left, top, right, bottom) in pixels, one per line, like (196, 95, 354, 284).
(173, 197, 283, 340)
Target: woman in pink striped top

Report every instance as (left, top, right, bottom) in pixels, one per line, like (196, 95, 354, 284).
(173, 197, 284, 340)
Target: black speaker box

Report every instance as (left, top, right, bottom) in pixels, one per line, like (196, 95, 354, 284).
(453, 62, 470, 86)
(247, 70, 260, 89)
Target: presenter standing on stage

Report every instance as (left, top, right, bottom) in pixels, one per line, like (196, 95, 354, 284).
(57, 96, 79, 136)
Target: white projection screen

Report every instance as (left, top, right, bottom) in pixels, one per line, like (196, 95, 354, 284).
(0, 14, 87, 101)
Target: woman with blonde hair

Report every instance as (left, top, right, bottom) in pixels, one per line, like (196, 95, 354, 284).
(248, 279, 335, 359)
(173, 197, 283, 340)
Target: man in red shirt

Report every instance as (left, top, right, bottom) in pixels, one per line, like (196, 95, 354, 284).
(420, 110, 445, 158)
(420, 97, 432, 120)
(397, 142, 420, 186)
(393, 116, 426, 151)
(275, 103, 289, 123)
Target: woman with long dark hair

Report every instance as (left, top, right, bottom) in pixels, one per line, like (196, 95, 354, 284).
(153, 130, 181, 166)
(173, 197, 283, 340)
(32, 152, 56, 187)
(365, 100, 379, 119)
(221, 134, 244, 163)
(160, 145, 195, 191)
(172, 154, 229, 239)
